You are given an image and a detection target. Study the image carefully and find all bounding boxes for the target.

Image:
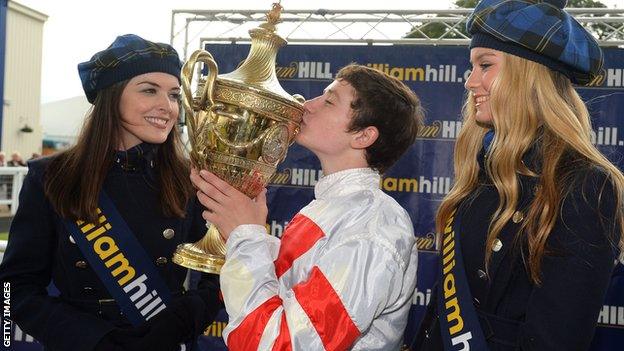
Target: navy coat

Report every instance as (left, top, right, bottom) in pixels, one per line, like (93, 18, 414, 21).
(414, 147, 619, 351)
(0, 144, 221, 351)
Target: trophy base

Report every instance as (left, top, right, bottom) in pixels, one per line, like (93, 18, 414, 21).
(172, 243, 225, 274)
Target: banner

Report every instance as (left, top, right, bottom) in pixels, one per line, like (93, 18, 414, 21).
(6, 43, 623, 351)
(199, 43, 624, 350)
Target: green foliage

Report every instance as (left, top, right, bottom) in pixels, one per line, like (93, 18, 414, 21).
(568, 0, 606, 8)
(405, 0, 621, 41)
(455, 0, 479, 7)
(566, 0, 620, 40)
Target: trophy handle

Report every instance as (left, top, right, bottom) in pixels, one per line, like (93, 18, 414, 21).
(181, 50, 219, 165)
(289, 94, 306, 145)
(292, 94, 305, 104)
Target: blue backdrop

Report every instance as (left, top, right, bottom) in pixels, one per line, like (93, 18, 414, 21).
(6, 44, 623, 350)
(200, 43, 624, 350)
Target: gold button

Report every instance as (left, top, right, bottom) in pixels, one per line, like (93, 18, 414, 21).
(156, 257, 168, 266)
(69, 235, 76, 244)
(512, 211, 524, 223)
(162, 228, 175, 239)
(492, 239, 503, 252)
(75, 260, 87, 269)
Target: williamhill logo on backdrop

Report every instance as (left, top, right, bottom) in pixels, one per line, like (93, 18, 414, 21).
(418, 120, 462, 140)
(269, 59, 624, 87)
(273, 61, 472, 84)
(269, 168, 452, 194)
(598, 305, 624, 328)
(606, 69, 624, 87)
(367, 63, 470, 83)
(417, 120, 624, 146)
(276, 61, 333, 80)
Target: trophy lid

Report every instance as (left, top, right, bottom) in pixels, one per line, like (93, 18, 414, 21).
(218, 2, 300, 106)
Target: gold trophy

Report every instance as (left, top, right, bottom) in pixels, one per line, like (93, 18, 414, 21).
(172, 2, 304, 274)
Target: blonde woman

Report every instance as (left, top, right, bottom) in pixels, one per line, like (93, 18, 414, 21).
(415, 0, 623, 350)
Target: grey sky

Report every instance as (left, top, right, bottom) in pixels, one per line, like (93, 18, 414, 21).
(14, 0, 622, 103)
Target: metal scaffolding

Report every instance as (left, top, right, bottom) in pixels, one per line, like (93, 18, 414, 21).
(170, 8, 624, 60)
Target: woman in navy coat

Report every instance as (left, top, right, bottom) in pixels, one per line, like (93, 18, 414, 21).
(0, 34, 221, 351)
(414, 1, 623, 350)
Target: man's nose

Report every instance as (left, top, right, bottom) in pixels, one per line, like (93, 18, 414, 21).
(303, 96, 321, 114)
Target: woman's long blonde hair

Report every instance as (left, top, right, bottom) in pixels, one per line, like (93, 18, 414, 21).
(436, 53, 624, 284)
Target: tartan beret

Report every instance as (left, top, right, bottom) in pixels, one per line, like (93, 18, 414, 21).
(467, 0, 605, 86)
(78, 34, 182, 103)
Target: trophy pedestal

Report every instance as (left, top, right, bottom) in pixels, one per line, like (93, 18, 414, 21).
(172, 224, 226, 274)
(172, 243, 225, 274)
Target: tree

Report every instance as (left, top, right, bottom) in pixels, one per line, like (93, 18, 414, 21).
(405, 0, 621, 41)
(405, 0, 476, 40)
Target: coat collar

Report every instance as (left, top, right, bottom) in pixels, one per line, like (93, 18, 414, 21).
(314, 168, 380, 200)
(113, 143, 159, 172)
(478, 136, 543, 182)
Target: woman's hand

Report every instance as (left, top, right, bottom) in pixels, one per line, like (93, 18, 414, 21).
(190, 168, 268, 241)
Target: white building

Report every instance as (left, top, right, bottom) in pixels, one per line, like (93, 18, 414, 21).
(41, 95, 91, 149)
(2, 0, 46, 158)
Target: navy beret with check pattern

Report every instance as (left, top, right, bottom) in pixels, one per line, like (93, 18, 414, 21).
(467, 0, 605, 86)
(78, 34, 182, 103)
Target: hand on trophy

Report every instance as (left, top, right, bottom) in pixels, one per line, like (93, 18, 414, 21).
(191, 168, 268, 240)
(172, 2, 304, 274)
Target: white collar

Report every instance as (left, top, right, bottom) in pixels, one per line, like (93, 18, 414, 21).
(314, 168, 380, 200)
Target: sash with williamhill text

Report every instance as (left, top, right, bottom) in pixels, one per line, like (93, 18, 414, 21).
(437, 209, 489, 350)
(64, 191, 172, 326)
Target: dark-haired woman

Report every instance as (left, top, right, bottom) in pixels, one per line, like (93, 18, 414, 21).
(0, 34, 221, 351)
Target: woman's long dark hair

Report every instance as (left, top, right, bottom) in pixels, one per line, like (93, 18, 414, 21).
(44, 81, 193, 223)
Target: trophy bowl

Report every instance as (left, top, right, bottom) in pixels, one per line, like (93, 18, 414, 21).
(172, 3, 304, 274)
